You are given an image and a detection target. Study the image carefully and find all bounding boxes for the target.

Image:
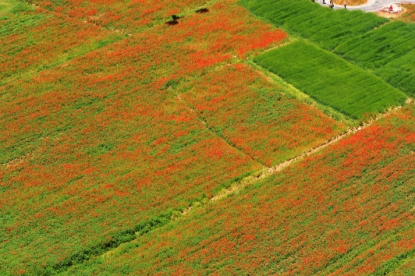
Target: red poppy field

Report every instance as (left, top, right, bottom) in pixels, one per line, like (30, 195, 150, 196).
(0, 5, 122, 83)
(24, 0, 209, 32)
(64, 106, 415, 275)
(1, 0, 414, 274)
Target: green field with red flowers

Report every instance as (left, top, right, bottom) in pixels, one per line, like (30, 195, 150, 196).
(64, 106, 415, 275)
(1, 0, 414, 274)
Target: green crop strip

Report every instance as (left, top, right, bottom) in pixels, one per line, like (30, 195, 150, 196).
(239, 0, 387, 50)
(240, 0, 415, 97)
(254, 41, 407, 119)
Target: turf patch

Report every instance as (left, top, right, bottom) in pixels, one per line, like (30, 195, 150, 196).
(254, 41, 407, 119)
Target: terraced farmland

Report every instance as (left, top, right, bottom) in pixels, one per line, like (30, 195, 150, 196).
(255, 41, 407, 119)
(177, 63, 343, 166)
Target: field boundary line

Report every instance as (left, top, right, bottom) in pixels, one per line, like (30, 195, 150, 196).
(176, 94, 268, 167)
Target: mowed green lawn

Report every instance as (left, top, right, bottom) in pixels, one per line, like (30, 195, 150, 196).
(255, 41, 407, 119)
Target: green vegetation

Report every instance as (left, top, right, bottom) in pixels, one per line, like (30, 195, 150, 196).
(335, 22, 415, 68)
(240, 0, 387, 50)
(255, 41, 407, 119)
(1, 0, 414, 274)
(240, 0, 415, 97)
(0, 0, 32, 14)
(376, 51, 415, 97)
(334, 21, 415, 96)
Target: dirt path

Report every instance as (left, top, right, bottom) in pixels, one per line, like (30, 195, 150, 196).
(318, 0, 415, 11)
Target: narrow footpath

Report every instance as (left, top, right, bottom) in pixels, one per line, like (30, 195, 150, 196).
(317, 0, 415, 12)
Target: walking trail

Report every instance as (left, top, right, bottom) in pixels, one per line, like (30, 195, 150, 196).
(318, 0, 415, 12)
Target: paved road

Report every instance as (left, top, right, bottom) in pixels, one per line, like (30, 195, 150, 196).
(317, 0, 415, 12)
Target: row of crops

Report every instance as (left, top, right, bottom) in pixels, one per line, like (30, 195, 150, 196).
(240, 0, 415, 97)
(334, 21, 415, 96)
(255, 41, 407, 119)
(63, 106, 415, 275)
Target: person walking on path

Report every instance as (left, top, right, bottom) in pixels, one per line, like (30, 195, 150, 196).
(344, 0, 347, 8)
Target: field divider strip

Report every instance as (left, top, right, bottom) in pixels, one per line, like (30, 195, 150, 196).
(176, 94, 268, 167)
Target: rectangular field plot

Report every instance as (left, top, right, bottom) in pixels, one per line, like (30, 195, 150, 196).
(254, 41, 407, 119)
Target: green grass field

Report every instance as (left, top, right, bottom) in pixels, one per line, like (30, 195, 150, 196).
(240, 0, 415, 97)
(239, 0, 387, 49)
(334, 21, 415, 96)
(255, 41, 407, 119)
